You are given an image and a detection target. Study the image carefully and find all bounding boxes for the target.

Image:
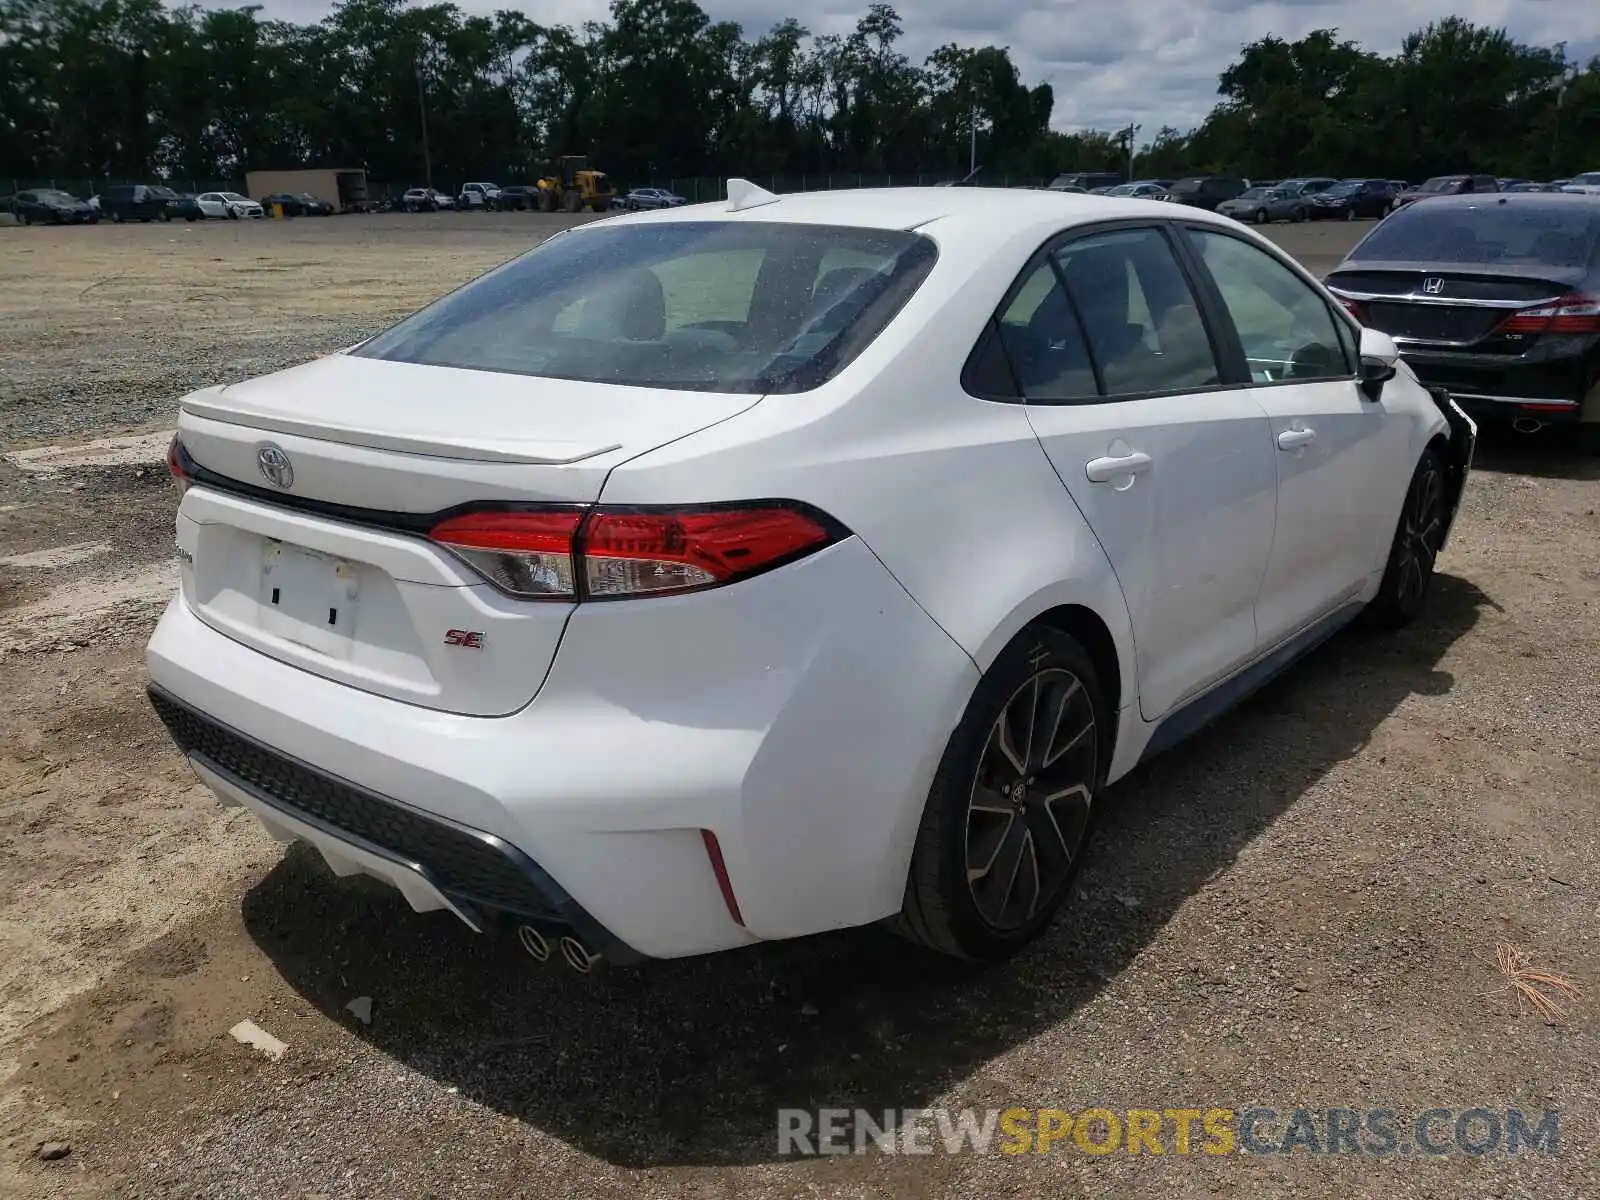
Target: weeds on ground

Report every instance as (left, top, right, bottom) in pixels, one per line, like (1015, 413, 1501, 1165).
(1489, 941, 1583, 1023)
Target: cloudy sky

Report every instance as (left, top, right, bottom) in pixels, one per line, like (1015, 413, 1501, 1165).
(259, 0, 1600, 132)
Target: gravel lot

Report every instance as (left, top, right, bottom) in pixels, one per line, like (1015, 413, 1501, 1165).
(1, 211, 1596, 1200)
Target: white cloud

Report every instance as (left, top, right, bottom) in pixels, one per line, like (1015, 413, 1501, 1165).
(252, 0, 1600, 130)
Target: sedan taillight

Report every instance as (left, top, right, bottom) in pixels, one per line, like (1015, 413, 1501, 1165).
(1498, 292, 1600, 335)
(167, 434, 191, 496)
(429, 509, 585, 598)
(430, 503, 844, 600)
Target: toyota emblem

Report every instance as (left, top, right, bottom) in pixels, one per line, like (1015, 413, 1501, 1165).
(256, 444, 294, 489)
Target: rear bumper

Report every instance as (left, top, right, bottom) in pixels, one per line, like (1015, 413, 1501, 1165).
(1399, 351, 1596, 423)
(146, 537, 978, 960)
(148, 685, 643, 957)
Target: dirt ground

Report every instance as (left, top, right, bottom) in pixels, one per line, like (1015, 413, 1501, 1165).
(0, 212, 1596, 1200)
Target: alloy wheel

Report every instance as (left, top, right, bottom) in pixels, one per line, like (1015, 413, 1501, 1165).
(1395, 457, 1444, 609)
(964, 668, 1097, 931)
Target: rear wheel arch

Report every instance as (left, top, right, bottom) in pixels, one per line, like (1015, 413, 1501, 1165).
(1029, 604, 1122, 747)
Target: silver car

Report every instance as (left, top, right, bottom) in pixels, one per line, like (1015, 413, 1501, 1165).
(1103, 181, 1170, 201)
(625, 187, 687, 210)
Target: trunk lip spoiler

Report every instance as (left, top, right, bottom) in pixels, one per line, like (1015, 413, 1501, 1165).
(179, 395, 622, 465)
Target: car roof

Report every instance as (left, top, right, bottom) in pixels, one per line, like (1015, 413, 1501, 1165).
(597, 185, 1249, 254)
(619, 185, 1213, 231)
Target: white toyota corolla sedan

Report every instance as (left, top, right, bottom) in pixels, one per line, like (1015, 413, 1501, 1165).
(147, 182, 1475, 969)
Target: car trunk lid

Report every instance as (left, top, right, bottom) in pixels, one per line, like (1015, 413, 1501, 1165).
(174, 353, 762, 715)
(1326, 263, 1589, 348)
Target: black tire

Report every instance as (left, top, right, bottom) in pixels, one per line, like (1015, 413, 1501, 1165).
(537, 189, 555, 213)
(563, 189, 582, 213)
(158, 209, 171, 222)
(1293, 205, 1308, 222)
(1254, 208, 1267, 224)
(111, 210, 123, 224)
(1344, 207, 1355, 221)
(1366, 446, 1446, 629)
(185, 214, 197, 222)
(893, 626, 1108, 961)
(16, 211, 27, 226)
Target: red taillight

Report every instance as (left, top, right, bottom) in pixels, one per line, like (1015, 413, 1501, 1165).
(429, 509, 583, 598)
(581, 506, 834, 598)
(1499, 292, 1600, 335)
(167, 434, 190, 496)
(1336, 295, 1365, 323)
(428, 503, 840, 600)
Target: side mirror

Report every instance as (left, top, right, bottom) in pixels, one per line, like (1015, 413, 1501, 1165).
(1358, 326, 1399, 400)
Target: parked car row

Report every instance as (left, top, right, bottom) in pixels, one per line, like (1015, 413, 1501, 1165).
(4, 182, 339, 224)
(1037, 170, 1600, 222)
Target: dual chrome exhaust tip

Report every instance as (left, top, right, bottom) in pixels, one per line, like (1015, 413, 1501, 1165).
(517, 924, 600, 973)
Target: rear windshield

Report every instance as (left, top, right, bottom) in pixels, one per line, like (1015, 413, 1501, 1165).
(355, 221, 938, 394)
(1352, 202, 1600, 268)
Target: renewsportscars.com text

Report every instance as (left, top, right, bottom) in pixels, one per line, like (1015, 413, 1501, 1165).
(777, 1106, 1560, 1157)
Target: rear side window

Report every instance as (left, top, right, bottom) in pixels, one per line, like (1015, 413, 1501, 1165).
(1352, 203, 1600, 268)
(988, 262, 1098, 402)
(1186, 228, 1351, 382)
(356, 222, 937, 394)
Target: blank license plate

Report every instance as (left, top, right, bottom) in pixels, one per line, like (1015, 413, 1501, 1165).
(259, 541, 360, 657)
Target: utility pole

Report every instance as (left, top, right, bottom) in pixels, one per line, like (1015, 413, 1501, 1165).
(1125, 123, 1140, 181)
(416, 63, 432, 190)
(1552, 52, 1574, 179)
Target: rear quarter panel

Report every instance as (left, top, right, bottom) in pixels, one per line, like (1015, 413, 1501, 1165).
(595, 218, 1139, 717)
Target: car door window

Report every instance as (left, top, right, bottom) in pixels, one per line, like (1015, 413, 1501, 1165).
(1185, 228, 1352, 383)
(1053, 227, 1221, 396)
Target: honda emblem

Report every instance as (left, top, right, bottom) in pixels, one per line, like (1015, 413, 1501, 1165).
(1422, 277, 1445, 295)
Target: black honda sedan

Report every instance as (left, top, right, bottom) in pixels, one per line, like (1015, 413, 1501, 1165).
(1325, 193, 1600, 448)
